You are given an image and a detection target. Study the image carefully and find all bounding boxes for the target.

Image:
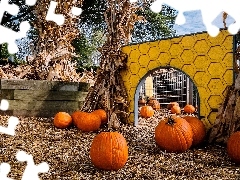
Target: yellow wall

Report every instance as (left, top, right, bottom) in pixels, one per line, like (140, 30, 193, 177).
(121, 30, 234, 130)
(144, 76, 154, 97)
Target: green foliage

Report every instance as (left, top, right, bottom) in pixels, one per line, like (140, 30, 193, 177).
(72, 30, 106, 72)
(132, 5, 176, 42)
(0, 43, 11, 59)
(0, 43, 26, 65)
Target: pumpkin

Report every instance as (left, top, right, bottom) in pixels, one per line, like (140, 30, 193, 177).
(53, 112, 72, 129)
(170, 105, 181, 115)
(140, 105, 154, 118)
(71, 110, 86, 126)
(72, 111, 101, 132)
(155, 116, 193, 153)
(167, 102, 179, 110)
(147, 97, 160, 110)
(184, 104, 195, 114)
(90, 132, 128, 170)
(182, 116, 206, 146)
(227, 131, 240, 164)
(138, 97, 146, 107)
(91, 109, 108, 125)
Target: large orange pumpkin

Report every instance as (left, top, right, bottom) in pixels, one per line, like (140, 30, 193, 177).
(72, 111, 101, 132)
(90, 132, 128, 170)
(155, 116, 193, 153)
(182, 116, 206, 146)
(71, 110, 86, 126)
(140, 105, 154, 118)
(184, 104, 195, 114)
(53, 112, 72, 129)
(227, 131, 240, 164)
(91, 109, 108, 125)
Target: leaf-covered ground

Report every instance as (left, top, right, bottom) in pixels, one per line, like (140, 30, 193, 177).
(0, 114, 239, 180)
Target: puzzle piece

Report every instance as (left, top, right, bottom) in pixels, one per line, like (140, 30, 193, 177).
(25, 0, 37, 6)
(46, 1, 82, 25)
(0, 99, 9, 111)
(0, 0, 36, 54)
(0, 21, 30, 54)
(0, 116, 19, 136)
(71, 6, 82, 16)
(221, 0, 240, 35)
(149, 0, 240, 37)
(16, 151, 49, 180)
(0, 163, 13, 180)
(46, 1, 65, 25)
(0, 0, 19, 22)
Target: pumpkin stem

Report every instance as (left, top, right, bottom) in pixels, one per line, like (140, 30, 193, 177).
(166, 116, 176, 125)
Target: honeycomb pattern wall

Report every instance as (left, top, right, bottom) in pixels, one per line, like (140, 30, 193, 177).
(121, 30, 234, 129)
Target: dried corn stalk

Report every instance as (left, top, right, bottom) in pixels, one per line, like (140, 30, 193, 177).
(81, 0, 145, 129)
(223, 12, 228, 28)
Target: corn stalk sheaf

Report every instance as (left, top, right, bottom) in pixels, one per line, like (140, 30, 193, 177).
(81, 0, 145, 129)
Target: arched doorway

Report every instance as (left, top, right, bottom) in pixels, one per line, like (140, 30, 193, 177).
(135, 67, 199, 125)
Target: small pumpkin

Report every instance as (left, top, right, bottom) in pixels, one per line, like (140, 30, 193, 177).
(167, 102, 179, 110)
(53, 112, 72, 129)
(155, 115, 193, 153)
(91, 109, 108, 125)
(184, 104, 195, 114)
(90, 131, 128, 170)
(227, 131, 240, 164)
(140, 105, 154, 118)
(147, 97, 160, 110)
(171, 105, 181, 115)
(182, 116, 206, 146)
(72, 111, 101, 132)
(138, 97, 146, 107)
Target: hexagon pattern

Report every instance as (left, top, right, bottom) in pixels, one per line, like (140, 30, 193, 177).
(121, 30, 234, 129)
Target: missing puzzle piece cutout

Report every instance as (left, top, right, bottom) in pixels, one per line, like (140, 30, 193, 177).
(0, 21, 30, 54)
(46, 1, 82, 26)
(0, 151, 49, 180)
(0, 99, 19, 136)
(0, 0, 19, 21)
(0, 0, 36, 54)
(16, 151, 49, 180)
(0, 163, 13, 180)
(0, 116, 19, 136)
(144, 0, 240, 37)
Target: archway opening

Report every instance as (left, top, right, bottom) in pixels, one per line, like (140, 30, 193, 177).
(135, 67, 199, 125)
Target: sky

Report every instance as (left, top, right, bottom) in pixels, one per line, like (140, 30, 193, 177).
(173, 10, 235, 36)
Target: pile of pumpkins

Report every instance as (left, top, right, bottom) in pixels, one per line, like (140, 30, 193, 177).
(140, 98, 196, 119)
(156, 114, 240, 164)
(52, 104, 240, 171)
(53, 110, 128, 171)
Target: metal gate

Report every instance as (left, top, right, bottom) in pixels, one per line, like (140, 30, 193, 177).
(139, 68, 198, 108)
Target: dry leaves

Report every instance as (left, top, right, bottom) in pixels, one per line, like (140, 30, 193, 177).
(0, 113, 239, 180)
